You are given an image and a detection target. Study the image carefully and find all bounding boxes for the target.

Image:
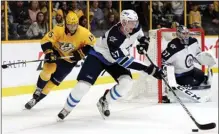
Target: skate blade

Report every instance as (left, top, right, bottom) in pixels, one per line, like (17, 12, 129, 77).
(56, 116, 65, 122)
(96, 102, 106, 120)
(23, 105, 32, 110)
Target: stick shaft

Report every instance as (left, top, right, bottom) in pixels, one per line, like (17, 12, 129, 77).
(2, 56, 73, 66)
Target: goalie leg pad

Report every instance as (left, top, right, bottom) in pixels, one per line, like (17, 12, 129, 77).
(165, 66, 211, 103)
(175, 68, 205, 86)
(207, 68, 213, 85)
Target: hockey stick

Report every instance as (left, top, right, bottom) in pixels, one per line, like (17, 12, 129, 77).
(2, 56, 74, 69)
(144, 53, 216, 130)
(101, 70, 107, 76)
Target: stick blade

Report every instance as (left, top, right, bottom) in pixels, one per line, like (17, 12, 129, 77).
(1, 65, 8, 69)
(197, 122, 216, 130)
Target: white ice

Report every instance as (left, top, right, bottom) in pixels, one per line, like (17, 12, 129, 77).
(2, 75, 218, 134)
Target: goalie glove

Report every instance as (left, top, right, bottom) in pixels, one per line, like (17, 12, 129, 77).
(145, 64, 164, 80)
(136, 36, 150, 54)
(195, 51, 216, 67)
(45, 49, 57, 63)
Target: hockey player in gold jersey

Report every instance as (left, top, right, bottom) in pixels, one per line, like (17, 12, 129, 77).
(25, 11, 96, 109)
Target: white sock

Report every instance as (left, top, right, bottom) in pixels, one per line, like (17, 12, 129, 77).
(105, 75, 133, 103)
(64, 81, 91, 111)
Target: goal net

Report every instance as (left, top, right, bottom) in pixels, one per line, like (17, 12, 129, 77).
(121, 28, 205, 103)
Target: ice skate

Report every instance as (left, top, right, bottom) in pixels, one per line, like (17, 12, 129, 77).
(162, 95, 171, 103)
(25, 98, 38, 109)
(57, 108, 70, 121)
(97, 96, 110, 119)
(24, 89, 41, 109)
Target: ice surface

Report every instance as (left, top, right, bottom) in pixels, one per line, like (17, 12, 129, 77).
(2, 75, 218, 134)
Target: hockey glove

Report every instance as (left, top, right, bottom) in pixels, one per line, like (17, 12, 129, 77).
(45, 49, 57, 63)
(70, 50, 83, 62)
(146, 64, 163, 80)
(136, 36, 150, 54)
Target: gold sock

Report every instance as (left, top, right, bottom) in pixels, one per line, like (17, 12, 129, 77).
(42, 80, 57, 95)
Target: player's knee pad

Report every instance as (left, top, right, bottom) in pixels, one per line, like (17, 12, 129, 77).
(115, 75, 133, 96)
(70, 81, 91, 101)
(40, 63, 57, 81)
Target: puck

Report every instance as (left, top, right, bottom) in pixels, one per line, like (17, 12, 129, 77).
(192, 129, 199, 132)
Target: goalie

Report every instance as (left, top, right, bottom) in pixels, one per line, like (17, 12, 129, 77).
(161, 25, 215, 103)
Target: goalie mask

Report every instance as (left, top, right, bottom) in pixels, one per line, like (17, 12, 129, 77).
(176, 25, 190, 44)
(120, 10, 139, 36)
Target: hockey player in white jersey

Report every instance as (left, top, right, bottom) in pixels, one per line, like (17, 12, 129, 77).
(57, 9, 163, 120)
(162, 25, 215, 103)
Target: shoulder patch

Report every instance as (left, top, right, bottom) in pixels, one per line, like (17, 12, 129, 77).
(107, 25, 126, 49)
(162, 38, 184, 61)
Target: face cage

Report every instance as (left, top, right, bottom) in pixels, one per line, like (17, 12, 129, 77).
(177, 31, 190, 44)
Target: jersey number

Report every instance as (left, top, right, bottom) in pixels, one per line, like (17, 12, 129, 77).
(60, 43, 74, 52)
(89, 35, 95, 42)
(162, 50, 170, 58)
(111, 50, 120, 59)
(48, 32, 54, 38)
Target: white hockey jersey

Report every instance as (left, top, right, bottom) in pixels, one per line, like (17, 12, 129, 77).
(93, 23, 144, 64)
(162, 37, 201, 76)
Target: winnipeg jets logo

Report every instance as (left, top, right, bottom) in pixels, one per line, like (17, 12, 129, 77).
(185, 54, 194, 68)
(109, 36, 117, 42)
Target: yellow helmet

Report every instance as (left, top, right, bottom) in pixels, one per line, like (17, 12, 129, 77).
(66, 11, 79, 25)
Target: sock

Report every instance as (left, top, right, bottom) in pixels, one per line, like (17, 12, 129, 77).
(105, 76, 133, 103)
(34, 80, 57, 102)
(36, 76, 48, 90)
(105, 85, 122, 103)
(42, 80, 57, 95)
(64, 81, 91, 111)
(35, 93, 46, 102)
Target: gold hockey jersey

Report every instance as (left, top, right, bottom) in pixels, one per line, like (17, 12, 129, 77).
(41, 24, 96, 63)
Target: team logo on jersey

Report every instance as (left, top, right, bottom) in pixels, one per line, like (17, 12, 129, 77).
(185, 54, 194, 68)
(109, 36, 117, 42)
(170, 44, 176, 49)
(58, 42, 75, 52)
